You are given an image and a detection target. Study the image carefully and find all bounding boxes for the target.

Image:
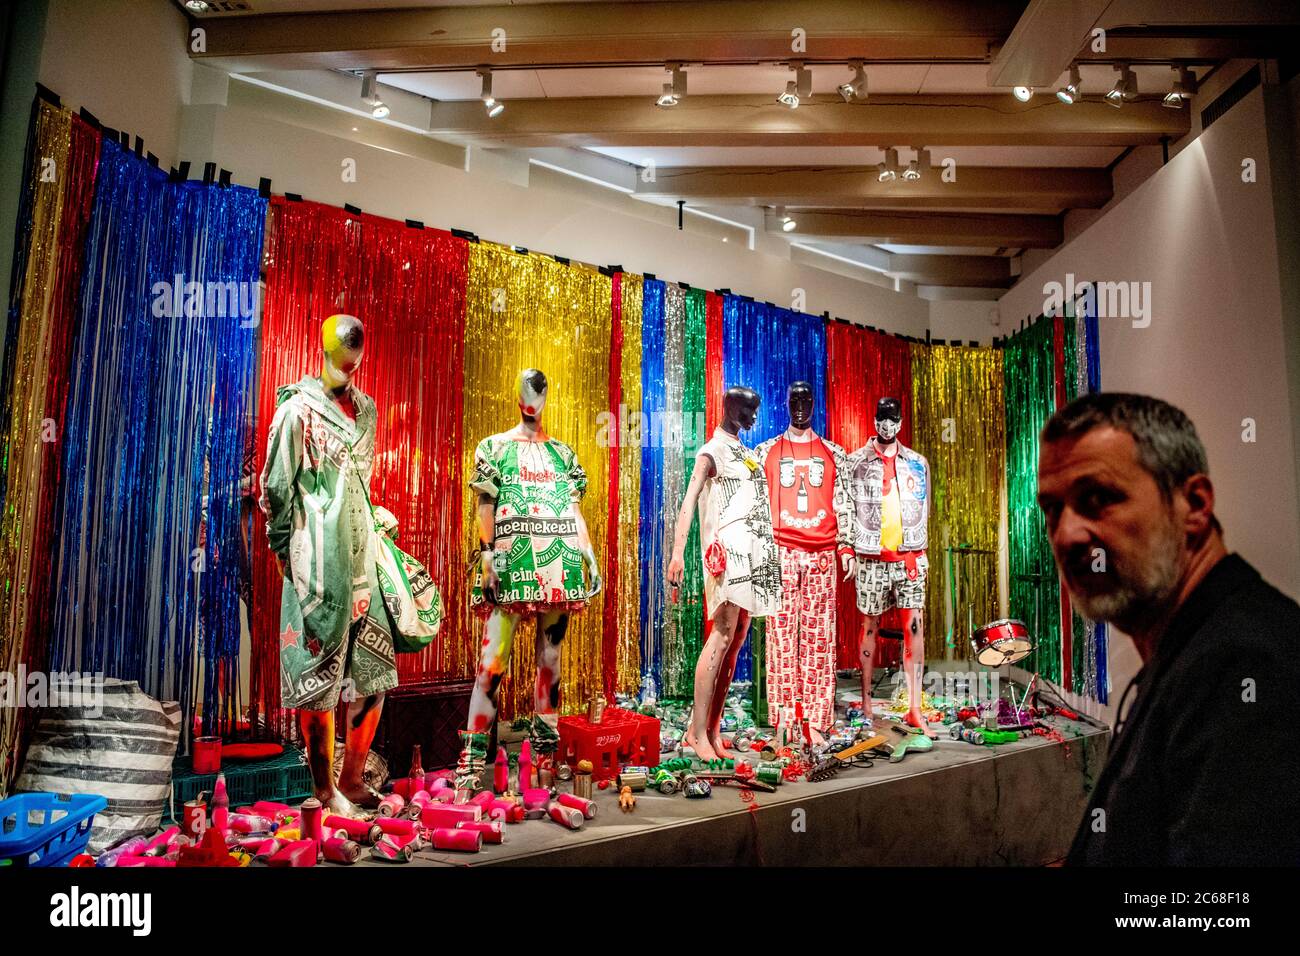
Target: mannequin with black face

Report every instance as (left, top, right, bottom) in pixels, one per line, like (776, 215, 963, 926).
(754, 381, 856, 745)
(668, 386, 781, 761)
(851, 397, 935, 737)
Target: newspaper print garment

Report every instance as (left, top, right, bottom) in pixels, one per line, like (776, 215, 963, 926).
(695, 427, 781, 619)
(469, 434, 590, 617)
(261, 376, 442, 710)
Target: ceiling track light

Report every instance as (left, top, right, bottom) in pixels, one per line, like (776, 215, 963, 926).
(185, 0, 210, 11)
(1056, 64, 1081, 105)
(657, 62, 687, 108)
(476, 67, 504, 117)
(778, 61, 812, 108)
(876, 147, 899, 183)
(1164, 65, 1196, 108)
(1106, 63, 1136, 108)
(902, 146, 927, 181)
(1012, 85, 1034, 102)
(838, 60, 868, 102)
(775, 205, 797, 232)
(360, 70, 389, 119)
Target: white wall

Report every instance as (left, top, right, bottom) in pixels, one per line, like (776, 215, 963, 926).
(999, 85, 1300, 724)
(37, 0, 191, 166)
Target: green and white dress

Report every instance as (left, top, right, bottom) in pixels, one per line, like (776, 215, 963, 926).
(261, 376, 443, 710)
(469, 433, 590, 617)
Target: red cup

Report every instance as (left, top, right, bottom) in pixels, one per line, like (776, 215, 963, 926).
(193, 736, 222, 774)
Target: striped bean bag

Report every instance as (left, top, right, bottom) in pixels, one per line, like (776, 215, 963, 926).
(16, 677, 181, 853)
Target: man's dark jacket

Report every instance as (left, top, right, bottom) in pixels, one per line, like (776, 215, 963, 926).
(1067, 553, 1300, 865)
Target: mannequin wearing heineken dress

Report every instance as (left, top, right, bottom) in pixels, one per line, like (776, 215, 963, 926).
(455, 369, 603, 793)
(668, 386, 780, 762)
(261, 315, 444, 814)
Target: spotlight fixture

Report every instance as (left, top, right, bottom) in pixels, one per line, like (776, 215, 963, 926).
(838, 60, 868, 102)
(774, 206, 798, 232)
(1056, 64, 1081, 105)
(777, 61, 812, 108)
(477, 67, 505, 117)
(903, 146, 928, 181)
(1105, 63, 1136, 108)
(876, 147, 899, 183)
(1012, 85, 1033, 102)
(361, 71, 390, 119)
(657, 62, 687, 108)
(185, 0, 210, 11)
(1164, 66, 1196, 108)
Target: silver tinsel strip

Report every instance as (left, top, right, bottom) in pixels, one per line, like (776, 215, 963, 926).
(660, 283, 687, 694)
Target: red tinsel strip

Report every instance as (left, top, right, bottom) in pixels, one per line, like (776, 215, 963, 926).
(823, 321, 914, 668)
(250, 198, 468, 739)
(1052, 314, 1072, 688)
(704, 291, 724, 433)
(602, 273, 624, 702)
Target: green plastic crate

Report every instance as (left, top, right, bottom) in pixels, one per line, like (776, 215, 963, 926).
(168, 747, 312, 820)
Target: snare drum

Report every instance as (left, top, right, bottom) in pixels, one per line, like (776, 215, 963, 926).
(971, 618, 1034, 667)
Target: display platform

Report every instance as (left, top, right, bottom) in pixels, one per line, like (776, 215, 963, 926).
(368, 715, 1107, 868)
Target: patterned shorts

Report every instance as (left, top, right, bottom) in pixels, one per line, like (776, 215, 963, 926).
(854, 554, 928, 616)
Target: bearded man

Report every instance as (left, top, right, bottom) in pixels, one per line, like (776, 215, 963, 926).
(1036, 392, 1299, 866)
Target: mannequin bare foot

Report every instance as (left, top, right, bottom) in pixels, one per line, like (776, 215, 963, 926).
(810, 727, 826, 746)
(322, 789, 368, 818)
(338, 782, 381, 809)
(683, 729, 720, 763)
(905, 710, 939, 739)
(711, 734, 734, 760)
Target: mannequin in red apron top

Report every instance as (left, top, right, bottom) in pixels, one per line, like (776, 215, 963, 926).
(668, 386, 781, 761)
(754, 381, 856, 744)
(850, 397, 935, 737)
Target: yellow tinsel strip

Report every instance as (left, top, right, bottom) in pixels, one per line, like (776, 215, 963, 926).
(0, 102, 72, 792)
(910, 344, 1006, 661)
(461, 244, 613, 719)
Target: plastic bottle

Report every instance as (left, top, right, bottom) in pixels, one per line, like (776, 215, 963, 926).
(212, 773, 230, 832)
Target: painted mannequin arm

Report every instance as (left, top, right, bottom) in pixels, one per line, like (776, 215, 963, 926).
(831, 444, 857, 580)
(575, 509, 602, 596)
(477, 494, 500, 600)
(667, 452, 715, 587)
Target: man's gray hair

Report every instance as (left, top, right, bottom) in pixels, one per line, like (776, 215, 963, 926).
(1041, 392, 1210, 499)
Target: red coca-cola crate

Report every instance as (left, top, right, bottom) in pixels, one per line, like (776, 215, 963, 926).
(558, 707, 660, 781)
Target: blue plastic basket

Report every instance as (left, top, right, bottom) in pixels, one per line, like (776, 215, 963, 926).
(0, 792, 108, 867)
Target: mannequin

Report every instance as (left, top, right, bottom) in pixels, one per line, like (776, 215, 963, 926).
(457, 369, 602, 792)
(850, 397, 935, 736)
(261, 314, 444, 814)
(668, 386, 781, 761)
(754, 382, 855, 744)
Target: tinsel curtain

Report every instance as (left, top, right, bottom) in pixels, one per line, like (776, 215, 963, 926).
(251, 199, 468, 739)
(47, 137, 265, 746)
(638, 279, 669, 697)
(461, 245, 613, 719)
(0, 101, 100, 791)
(824, 322, 914, 668)
(613, 275, 643, 698)
(1003, 317, 1064, 685)
(1002, 306, 1107, 702)
(602, 272, 642, 701)
(910, 344, 1005, 661)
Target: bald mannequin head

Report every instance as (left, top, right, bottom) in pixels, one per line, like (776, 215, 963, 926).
(321, 314, 364, 390)
(722, 385, 761, 435)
